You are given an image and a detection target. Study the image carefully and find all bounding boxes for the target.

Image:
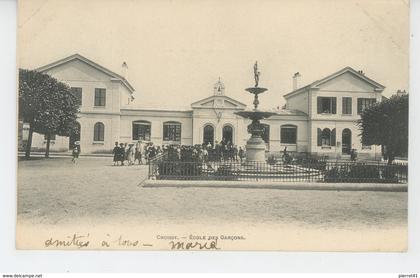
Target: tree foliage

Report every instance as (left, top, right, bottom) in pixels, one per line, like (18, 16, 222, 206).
(357, 94, 408, 164)
(19, 69, 80, 158)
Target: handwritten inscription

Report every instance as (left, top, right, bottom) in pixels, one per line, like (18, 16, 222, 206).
(45, 233, 90, 248)
(43, 233, 246, 249)
(44, 233, 152, 249)
(169, 240, 220, 250)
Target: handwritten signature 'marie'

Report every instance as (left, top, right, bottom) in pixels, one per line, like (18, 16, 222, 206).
(45, 233, 90, 248)
(169, 240, 220, 250)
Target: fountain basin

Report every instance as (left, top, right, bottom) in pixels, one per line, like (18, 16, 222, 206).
(235, 110, 277, 120)
(245, 87, 268, 95)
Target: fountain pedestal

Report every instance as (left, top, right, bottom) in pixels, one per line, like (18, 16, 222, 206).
(245, 135, 266, 162)
(235, 86, 276, 163)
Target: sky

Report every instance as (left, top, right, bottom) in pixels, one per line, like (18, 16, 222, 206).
(18, 0, 409, 109)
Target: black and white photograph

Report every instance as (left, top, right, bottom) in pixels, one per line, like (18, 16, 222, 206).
(16, 0, 409, 251)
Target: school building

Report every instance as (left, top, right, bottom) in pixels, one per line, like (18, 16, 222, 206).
(23, 54, 385, 159)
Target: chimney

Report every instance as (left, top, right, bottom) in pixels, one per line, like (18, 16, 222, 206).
(292, 72, 301, 90)
(122, 61, 128, 80)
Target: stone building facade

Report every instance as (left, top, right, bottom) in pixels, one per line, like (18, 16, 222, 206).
(26, 54, 383, 159)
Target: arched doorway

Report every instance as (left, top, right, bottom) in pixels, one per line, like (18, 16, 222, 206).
(203, 125, 214, 146)
(69, 122, 81, 149)
(222, 125, 233, 144)
(342, 128, 352, 154)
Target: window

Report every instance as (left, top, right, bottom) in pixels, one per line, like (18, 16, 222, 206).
(321, 128, 331, 146)
(317, 97, 337, 114)
(280, 125, 297, 144)
(44, 134, 56, 140)
(342, 97, 352, 115)
(163, 122, 181, 142)
(203, 125, 214, 146)
(317, 128, 336, 147)
(357, 98, 376, 114)
(94, 88, 106, 107)
(93, 122, 104, 141)
(71, 87, 82, 105)
(222, 125, 233, 144)
(132, 121, 151, 141)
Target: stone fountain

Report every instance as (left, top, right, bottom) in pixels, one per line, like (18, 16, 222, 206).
(235, 61, 276, 162)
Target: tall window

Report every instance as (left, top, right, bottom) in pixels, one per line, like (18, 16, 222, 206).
(317, 128, 336, 147)
(94, 88, 106, 107)
(203, 125, 214, 146)
(163, 122, 181, 142)
(132, 121, 151, 141)
(222, 125, 233, 143)
(280, 125, 297, 144)
(93, 122, 104, 141)
(342, 97, 352, 115)
(357, 98, 376, 114)
(317, 97, 337, 114)
(71, 87, 82, 106)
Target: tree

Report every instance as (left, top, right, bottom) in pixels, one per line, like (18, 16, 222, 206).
(357, 94, 408, 164)
(19, 69, 80, 158)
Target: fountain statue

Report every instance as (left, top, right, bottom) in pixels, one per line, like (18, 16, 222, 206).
(235, 62, 276, 162)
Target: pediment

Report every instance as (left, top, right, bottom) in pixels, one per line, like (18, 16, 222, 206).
(224, 100, 238, 108)
(41, 59, 113, 82)
(201, 100, 215, 107)
(317, 71, 377, 92)
(36, 54, 135, 93)
(191, 95, 247, 109)
(284, 66, 385, 99)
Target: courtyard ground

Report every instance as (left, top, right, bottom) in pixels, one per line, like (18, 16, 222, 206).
(16, 156, 408, 251)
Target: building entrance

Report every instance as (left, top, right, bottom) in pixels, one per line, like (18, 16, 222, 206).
(222, 125, 233, 144)
(203, 125, 214, 146)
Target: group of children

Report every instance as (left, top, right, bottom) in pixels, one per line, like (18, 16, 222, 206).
(112, 141, 162, 166)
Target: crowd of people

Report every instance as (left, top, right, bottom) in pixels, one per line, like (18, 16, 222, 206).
(112, 141, 164, 166)
(111, 139, 246, 166)
(165, 140, 245, 163)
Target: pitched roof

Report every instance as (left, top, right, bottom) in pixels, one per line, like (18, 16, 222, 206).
(35, 53, 135, 93)
(283, 66, 385, 99)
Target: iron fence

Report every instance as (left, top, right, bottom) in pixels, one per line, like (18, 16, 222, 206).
(148, 157, 408, 183)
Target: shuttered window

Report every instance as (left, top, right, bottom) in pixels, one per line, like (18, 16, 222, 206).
(342, 97, 352, 115)
(317, 97, 336, 114)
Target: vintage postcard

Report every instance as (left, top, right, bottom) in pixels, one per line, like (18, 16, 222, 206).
(16, 0, 409, 251)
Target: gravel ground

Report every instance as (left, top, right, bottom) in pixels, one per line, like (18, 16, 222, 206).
(17, 157, 407, 230)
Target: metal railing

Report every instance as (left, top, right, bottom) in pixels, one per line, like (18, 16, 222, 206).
(148, 158, 408, 183)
